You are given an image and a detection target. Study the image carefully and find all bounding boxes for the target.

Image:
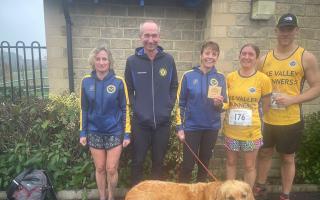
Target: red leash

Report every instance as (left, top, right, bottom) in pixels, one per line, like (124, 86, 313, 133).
(182, 140, 219, 182)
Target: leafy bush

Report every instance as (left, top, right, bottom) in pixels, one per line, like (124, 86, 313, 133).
(0, 94, 183, 190)
(2, 94, 319, 190)
(0, 94, 94, 190)
(296, 111, 320, 184)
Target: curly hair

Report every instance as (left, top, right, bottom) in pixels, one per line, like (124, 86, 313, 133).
(88, 45, 114, 70)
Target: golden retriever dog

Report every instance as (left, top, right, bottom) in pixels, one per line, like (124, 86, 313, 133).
(125, 180, 254, 200)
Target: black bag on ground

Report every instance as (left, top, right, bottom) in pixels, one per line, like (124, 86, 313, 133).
(6, 168, 57, 200)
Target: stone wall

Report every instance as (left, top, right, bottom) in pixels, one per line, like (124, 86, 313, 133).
(44, 0, 320, 113)
(44, 0, 320, 182)
(44, 0, 206, 93)
(204, 0, 320, 180)
(205, 0, 320, 114)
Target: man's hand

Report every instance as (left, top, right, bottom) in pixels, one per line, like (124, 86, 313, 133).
(275, 93, 296, 107)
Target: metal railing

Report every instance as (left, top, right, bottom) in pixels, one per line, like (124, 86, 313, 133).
(0, 41, 48, 101)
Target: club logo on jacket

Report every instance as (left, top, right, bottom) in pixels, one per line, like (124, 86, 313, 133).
(248, 87, 256, 94)
(106, 85, 116, 94)
(159, 67, 167, 77)
(289, 60, 297, 67)
(209, 78, 218, 86)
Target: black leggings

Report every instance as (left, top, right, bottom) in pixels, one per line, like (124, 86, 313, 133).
(179, 130, 218, 183)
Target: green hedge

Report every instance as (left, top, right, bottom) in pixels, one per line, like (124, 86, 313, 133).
(296, 111, 320, 184)
(0, 94, 319, 191)
(0, 94, 183, 190)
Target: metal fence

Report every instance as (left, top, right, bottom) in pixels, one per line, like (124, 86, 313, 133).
(0, 41, 48, 101)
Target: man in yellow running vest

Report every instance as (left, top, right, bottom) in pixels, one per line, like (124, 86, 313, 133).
(254, 13, 320, 200)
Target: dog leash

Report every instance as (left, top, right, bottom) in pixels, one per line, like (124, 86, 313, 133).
(182, 140, 219, 182)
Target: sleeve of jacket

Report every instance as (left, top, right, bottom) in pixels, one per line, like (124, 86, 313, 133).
(175, 74, 187, 131)
(118, 77, 131, 140)
(169, 59, 178, 110)
(80, 78, 88, 138)
(124, 59, 135, 107)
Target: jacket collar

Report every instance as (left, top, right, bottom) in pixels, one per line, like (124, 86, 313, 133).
(91, 70, 114, 81)
(135, 46, 164, 58)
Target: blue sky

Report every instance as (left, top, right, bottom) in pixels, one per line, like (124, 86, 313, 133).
(0, 0, 46, 46)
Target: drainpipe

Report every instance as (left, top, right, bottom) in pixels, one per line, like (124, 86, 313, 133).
(62, 0, 74, 93)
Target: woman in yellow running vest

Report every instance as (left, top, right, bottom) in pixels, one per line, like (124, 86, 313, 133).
(223, 44, 272, 187)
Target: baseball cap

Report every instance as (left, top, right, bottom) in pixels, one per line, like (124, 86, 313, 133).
(277, 13, 298, 28)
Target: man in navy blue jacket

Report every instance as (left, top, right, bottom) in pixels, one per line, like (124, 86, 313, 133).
(125, 20, 178, 186)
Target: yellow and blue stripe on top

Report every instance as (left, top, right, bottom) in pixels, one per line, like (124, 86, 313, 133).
(176, 66, 228, 132)
(79, 70, 131, 139)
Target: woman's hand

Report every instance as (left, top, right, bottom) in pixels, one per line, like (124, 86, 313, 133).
(177, 130, 185, 142)
(80, 137, 87, 146)
(212, 95, 224, 107)
(123, 139, 130, 147)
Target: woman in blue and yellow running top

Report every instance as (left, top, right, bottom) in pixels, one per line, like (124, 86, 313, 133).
(223, 44, 272, 188)
(176, 41, 228, 183)
(79, 46, 131, 200)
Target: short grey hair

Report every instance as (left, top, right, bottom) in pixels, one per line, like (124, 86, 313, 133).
(88, 45, 114, 70)
(139, 20, 160, 36)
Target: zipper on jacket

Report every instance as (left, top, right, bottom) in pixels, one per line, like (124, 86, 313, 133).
(101, 79, 104, 113)
(151, 60, 157, 129)
(94, 79, 97, 110)
(206, 73, 208, 100)
(200, 73, 203, 99)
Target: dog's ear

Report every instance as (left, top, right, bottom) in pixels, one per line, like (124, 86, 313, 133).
(215, 187, 224, 200)
(245, 184, 255, 200)
(248, 190, 255, 200)
(238, 181, 255, 200)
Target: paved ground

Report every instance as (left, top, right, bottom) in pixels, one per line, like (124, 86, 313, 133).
(114, 192, 320, 200)
(3, 187, 316, 200)
(268, 192, 320, 200)
(3, 189, 319, 200)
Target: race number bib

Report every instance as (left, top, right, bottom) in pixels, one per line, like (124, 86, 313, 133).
(228, 109, 252, 126)
(271, 92, 285, 110)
